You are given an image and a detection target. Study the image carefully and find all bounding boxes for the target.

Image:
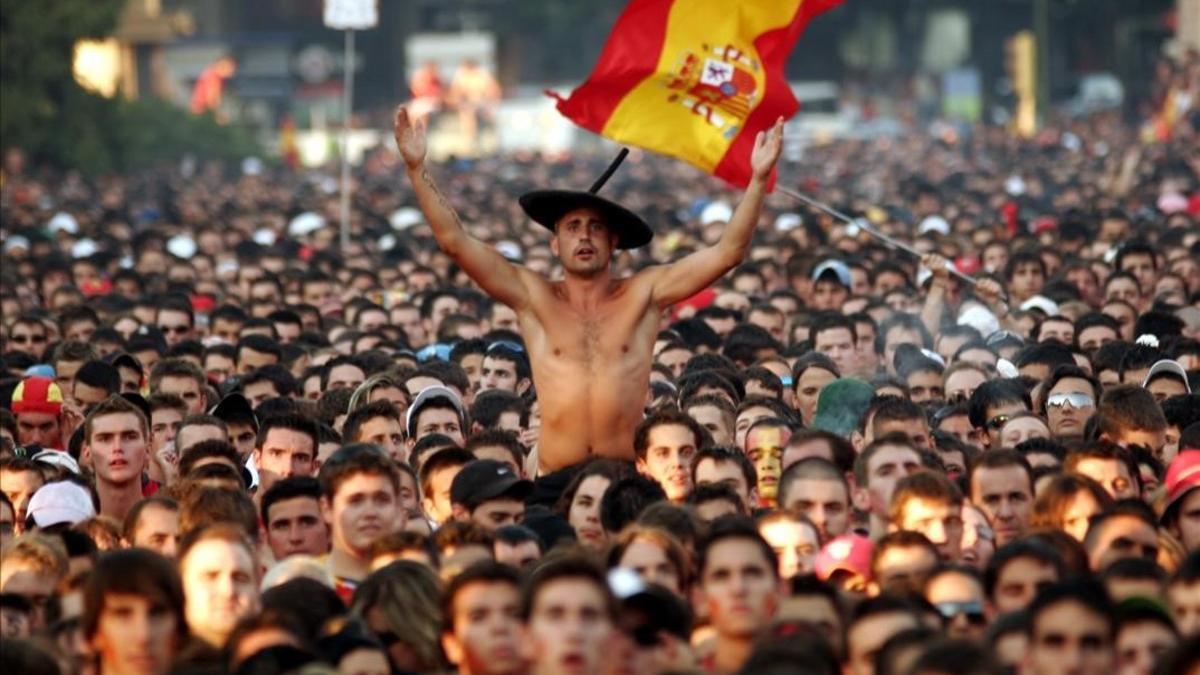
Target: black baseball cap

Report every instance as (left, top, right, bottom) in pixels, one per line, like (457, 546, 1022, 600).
(210, 393, 258, 428)
(450, 459, 532, 510)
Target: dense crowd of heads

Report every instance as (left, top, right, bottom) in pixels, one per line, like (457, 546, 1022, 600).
(2, 52, 1200, 675)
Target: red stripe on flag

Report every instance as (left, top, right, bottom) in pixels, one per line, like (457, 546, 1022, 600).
(712, 0, 844, 188)
(555, 0, 676, 132)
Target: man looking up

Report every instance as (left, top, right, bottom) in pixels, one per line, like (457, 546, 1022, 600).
(395, 106, 783, 488)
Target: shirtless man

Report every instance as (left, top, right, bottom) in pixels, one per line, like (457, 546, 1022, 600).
(394, 106, 783, 496)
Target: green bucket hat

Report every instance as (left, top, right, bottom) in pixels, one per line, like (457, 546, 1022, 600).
(811, 378, 874, 438)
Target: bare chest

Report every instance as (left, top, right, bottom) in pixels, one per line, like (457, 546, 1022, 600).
(521, 287, 657, 369)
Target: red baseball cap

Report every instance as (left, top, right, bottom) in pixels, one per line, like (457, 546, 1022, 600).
(815, 534, 873, 581)
(1162, 451, 1200, 523)
(11, 376, 64, 416)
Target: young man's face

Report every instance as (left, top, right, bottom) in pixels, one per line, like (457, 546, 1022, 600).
(157, 375, 205, 415)
(92, 592, 180, 675)
(150, 407, 184, 455)
(422, 465, 461, 525)
(266, 496, 330, 561)
(700, 538, 781, 639)
(992, 556, 1059, 615)
(745, 426, 789, 505)
(855, 445, 921, 518)
(85, 412, 149, 487)
(686, 404, 733, 446)
(794, 366, 836, 426)
(466, 498, 525, 533)
(780, 477, 850, 541)
(845, 610, 919, 675)
(0, 560, 58, 631)
(873, 416, 932, 451)
(1168, 580, 1200, 637)
(254, 427, 316, 486)
(180, 539, 259, 646)
(413, 407, 465, 445)
(1116, 619, 1177, 675)
(1025, 600, 1113, 675)
(325, 473, 402, 557)
(479, 355, 525, 393)
(16, 411, 62, 449)
(130, 504, 181, 559)
(874, 544, 938, 596)
(813, 327, 855, 373)
(635, 424, 696, 502)
(694, 458, 753, 509)
(893, 498, 963, 561)
(443, 581, 523, 675)
(970, 465, 1033, 547)
(810, 280, 848, 311)
(356, 416, 406, 464)
(1086, 514, 1159, 572)
(522, 578, 613, 675)
(758, 519, 818, 580)
(1072, 457, 1138, 501)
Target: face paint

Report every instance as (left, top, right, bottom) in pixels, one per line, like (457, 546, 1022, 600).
(746, 427, 788, 507)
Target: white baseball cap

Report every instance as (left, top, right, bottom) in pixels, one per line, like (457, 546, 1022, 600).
(26, 481, 95, 528)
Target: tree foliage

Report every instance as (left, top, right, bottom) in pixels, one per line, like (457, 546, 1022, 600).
(0, 0, 257, 173)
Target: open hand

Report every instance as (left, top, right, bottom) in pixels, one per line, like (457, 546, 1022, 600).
(393, 105, 427, 169)
(750, 117, 785, 181)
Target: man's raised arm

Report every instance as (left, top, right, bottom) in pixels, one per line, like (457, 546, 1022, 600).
(394, 106, 531, 310)
(648, 118, 784, 309)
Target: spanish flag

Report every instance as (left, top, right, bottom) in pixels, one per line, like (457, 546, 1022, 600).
(553, 0, 843, 188)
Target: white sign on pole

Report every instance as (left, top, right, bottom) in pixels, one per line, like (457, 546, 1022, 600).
(323, 0, 378, 31)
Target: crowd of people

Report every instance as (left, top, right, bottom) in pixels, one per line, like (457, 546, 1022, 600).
(1, 48, 1200, 675)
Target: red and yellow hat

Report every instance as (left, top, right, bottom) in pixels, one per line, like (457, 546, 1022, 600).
(11, 376, 64, 416)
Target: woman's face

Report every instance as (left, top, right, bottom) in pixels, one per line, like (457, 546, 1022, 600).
(618, 538, 681, 596)
(568, 476, 610, 550)
(1044, 377, 1096, 438)
(999, 416, 1050, 447)
(1061, 491, 1102, 542)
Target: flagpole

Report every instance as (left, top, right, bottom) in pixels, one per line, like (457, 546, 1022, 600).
(775, 186, 977, 287)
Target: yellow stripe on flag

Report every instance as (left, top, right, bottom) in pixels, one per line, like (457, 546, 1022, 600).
(600, 0, 803, 173)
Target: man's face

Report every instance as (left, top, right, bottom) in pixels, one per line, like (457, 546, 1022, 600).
(236, 348, 277, 375)
(414, 407, 464, 445)
(925, 571, 987, 641)
(130, 504, 181, 559)
(1026, 600, 1113, 675)
(905, 369, 944, 404)
(1120, 253, 1157, 293)
(1009, 262, 1045, 299)
(883, 328, 923, 375)
(444, 581, 523, 675)
(254, 428, 316, 484)
(781, 478, 850, 540)
(158, 375, 205, 415)
(845, 610, 919, 675)
(734, 406, 773, 448)
(1087, 515, 1159, 572)
(241, 380, 279, 408)
(458, 353, 484, 392)
(694, 458, 752, 509)
(479, 355, 523, 393)
(811, 280, 848, 311)
(1168, 581, 1200, 637)
(327, 363, 366, 391)
(814, 327, 855, 373)
(157, 309, 193, 347)
(1171, 489, 1200, 552)
(54, 359, 83, 395)
(85, 412, 149, 487)
(636, 424, 697, 502)
(356, 416, 406, 464)
(981, 401, 1029, 448)
(552, 208, 616, 278)
(72, 379, 110, 408)
(17, 411, 62, 449)
(893, 498, 963, 561)
(992, 556, 1059, 615)
(1116, 620, 1177, 675)
(759, 519, 818, 579)
(469, 498, 525, 532)
(970, 465, 1033, 547)
(489, 304, 519, 333)
(92, 592, 180, 675)
(495, 540, 541, 569)
(857, 446, 921, 517)
(211, 319, 243, 345)
(1077, 325, 1118, 355)
(325, 473, 401, 557)
(181, 539, 259, 646)
(1147, 376, 1188, 403)
(745, 426, 789, 505)
(686, 405, 733, 446)
(1045, 377, 1096, 439)
(423, 465, 460, 525)
(0, 469, 43, 530)
(794, 366, 836, 426)
(7, 322, 48, 356)
(1037, 319, 1074, 345)
(150, 408, 183, 455)
(523, 578, 613, 675)
(302, 281, 336, 310)
(1073, 457, 1138, 501)
(266, 496, 329, 560)
(225, 422, 257, 460)
(700, 538, 780, 638)
(393, 307, 427, 348)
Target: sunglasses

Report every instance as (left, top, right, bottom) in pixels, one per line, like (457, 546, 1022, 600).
(985, 414, 1011, 431)
(158, 325, 190, 335)
(1046, 392, 1094, 409)
(9, 334, 47, 344)
(936, 601, 986, 625)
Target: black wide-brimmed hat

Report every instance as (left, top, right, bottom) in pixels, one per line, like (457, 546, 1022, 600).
(519, 148, 653, 250)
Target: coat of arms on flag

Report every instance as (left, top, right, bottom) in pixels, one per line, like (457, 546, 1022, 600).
(665, 44, 762, 139)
